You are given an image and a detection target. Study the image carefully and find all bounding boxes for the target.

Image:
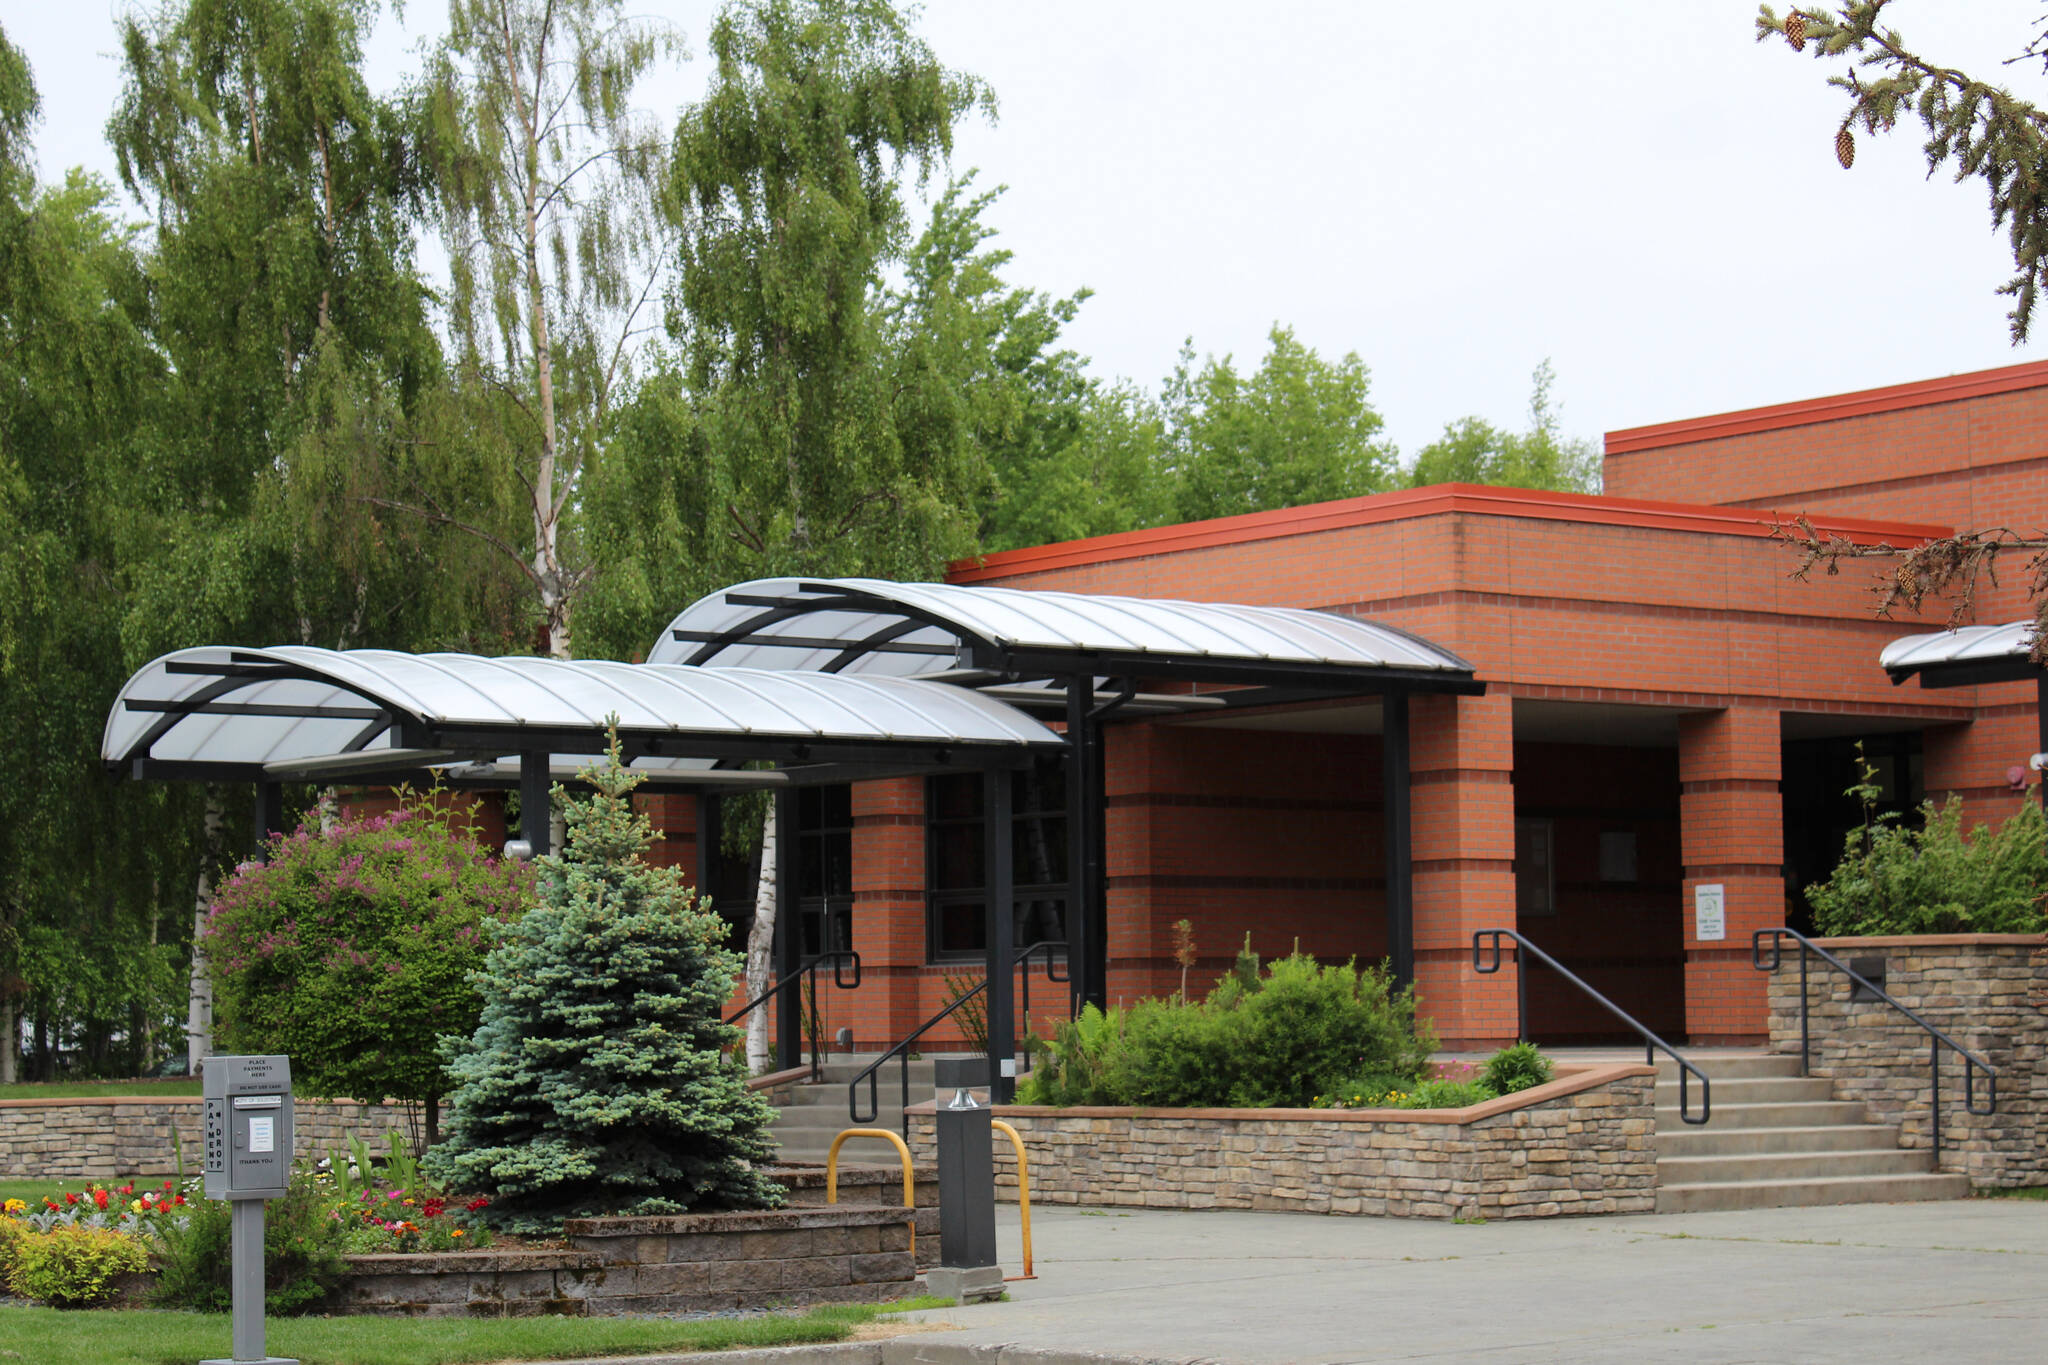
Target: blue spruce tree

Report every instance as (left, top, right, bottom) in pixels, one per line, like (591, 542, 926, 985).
(426, 731, 783, 1232)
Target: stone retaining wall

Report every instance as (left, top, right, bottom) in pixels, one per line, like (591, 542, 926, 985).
(340, 1206, 919, 1316)
(908, 1064, 1657, 1219)
(774, 1162, 941, 1270)
(1763, 933, 2048, 1187)
(0, 1097, 420, 1179)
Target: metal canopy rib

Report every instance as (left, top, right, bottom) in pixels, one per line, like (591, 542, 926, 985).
(647, 577, 1482, 695)
(104, 645, 1065, 787)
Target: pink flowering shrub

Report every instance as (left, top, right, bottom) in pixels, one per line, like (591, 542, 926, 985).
(205, 793, 533, 1116)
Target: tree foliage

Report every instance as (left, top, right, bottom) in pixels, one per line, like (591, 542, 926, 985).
(204, 794, 531, 1122)
(427, 738, 782, 1233)
(1406, 360, 1600, 493)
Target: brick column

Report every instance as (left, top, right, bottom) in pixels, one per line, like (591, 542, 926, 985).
(850, 777, 929, 1050)
(1409, 692, 1518, 1049)
(1677, 706, 1781, 1045)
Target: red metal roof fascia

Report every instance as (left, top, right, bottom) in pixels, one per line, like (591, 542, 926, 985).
(1604, 358, 2048, 455)
(945, 484, 1947, 584)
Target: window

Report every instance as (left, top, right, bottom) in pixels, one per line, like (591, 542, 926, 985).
(926, 755, 1069, 960)
(797, 785, 853, 956)
(1515, 817, 1555, 916)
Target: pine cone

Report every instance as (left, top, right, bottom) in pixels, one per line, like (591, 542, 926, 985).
(1836, 127, 1856, 168)
(1785, 13, 1807, 51)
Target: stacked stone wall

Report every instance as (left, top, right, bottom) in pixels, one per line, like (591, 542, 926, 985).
(1763, 934, 2048, 1187)
(909, 1066, 1656, 1219)
(341, 1206, 919, 1317)
(0, 1098, 421, 1180)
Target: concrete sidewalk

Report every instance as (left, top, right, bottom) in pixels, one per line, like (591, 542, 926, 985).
(871, 1198, 2048, 1363)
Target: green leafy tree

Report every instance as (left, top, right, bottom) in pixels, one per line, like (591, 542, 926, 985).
(203, 794, 531, 1144)
(1759, 4, 2048, 658)
(1406, 361, 1600, 493)
(1166, 325, 1396, 524)
(426, 736, 782, 1233)
(420, 0, 681, 658)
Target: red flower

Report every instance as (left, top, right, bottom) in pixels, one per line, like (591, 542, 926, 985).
(173, 1195, 187, 1206)
(118, 1184, 133, 1195)
(64, 1192, 79, 1206)
(465, 1196, 490, 1211)
(92, 1190, 109, 1210)
(162, 1180, 174, 1192)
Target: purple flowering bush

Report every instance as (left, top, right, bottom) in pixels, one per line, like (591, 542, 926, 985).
(205, 793, 533, 1123)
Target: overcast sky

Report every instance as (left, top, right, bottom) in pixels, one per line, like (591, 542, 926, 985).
(11, 2, 2048, 462)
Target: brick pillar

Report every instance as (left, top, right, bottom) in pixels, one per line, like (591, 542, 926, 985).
(1409, 692, 1518, 1049)
(850, 777, 928, 1050)
(1677, 706, 1781, 1045)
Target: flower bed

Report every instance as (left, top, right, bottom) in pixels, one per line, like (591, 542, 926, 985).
(910, 1062, 1657, 1219)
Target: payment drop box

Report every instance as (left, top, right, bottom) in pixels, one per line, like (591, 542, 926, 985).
(202, 1055, 294, 1199)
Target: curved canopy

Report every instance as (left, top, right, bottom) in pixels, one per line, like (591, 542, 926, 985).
(105, 646, 1062, 785)
(1881, 621, 2040, 689)
(649, 578, 1479, 694)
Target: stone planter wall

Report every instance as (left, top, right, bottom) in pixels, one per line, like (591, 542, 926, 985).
(0, 1097, 420, 1180)
(773, 1162, 941, 1270)
(909, 1064, 1657, 1219)
(1763, 933, 2048, 1187)
(340, 1206, 919, 1317)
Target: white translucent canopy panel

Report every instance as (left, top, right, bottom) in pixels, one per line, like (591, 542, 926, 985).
(649, 578, 1475, 678)
(1880, 621, 2035, 675)
(105, 646, 1062, 773)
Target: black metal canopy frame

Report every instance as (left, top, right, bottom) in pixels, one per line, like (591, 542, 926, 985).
(656, 579, 1487, 1096)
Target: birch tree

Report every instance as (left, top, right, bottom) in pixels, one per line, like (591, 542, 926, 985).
(422, 0, 680, 658)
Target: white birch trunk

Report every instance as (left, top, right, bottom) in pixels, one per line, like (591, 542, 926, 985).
(745, 816, 777, 1075)
(187, 794, 225, 1072)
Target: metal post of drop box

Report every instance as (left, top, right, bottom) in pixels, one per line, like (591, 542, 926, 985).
(928, 1056, 1003, 1303)
(200, 1054, 297, 1365)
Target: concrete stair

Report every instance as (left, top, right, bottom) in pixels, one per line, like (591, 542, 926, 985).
(1653, 1053, 1970, 1213)
(763, 1054, 956, 1165)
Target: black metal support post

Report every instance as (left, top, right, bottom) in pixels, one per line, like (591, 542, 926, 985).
(252, 781, 284, 854)
(773, 788, 801, 1073)
(1063, 681, 1097, 1014)
(984, 768, 1016, 1104)
(1382, 688, 1414, 992)
(519, 751, 552, 857)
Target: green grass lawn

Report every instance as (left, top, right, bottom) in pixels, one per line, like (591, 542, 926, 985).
(0, 1079, 201, 1101)
(0, 1299, 953, 1364)
(1974, 1184, 2048, 1200)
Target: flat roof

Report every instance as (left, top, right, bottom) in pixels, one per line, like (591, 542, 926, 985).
(946, 483, 1946, 585)
(1604, 358, 2048, 456)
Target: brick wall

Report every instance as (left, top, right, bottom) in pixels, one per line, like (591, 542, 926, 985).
(1762, 934, 2048, 1187)
(908, 1065, 1657, 1219)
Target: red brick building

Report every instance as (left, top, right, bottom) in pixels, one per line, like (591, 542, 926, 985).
(643, 360, 2048, 1053)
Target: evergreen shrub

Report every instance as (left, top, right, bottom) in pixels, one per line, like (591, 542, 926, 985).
(1806, 752, 2048, 936)
(426, 732, 783, 1234)
(1017, 944, 1434, 1108)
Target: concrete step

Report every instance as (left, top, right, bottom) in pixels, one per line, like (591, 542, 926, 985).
(1658, 1123, 1903, 1158)
(1654, 1075, 1835, 1105)
(1651, 1053, 1805, 1081)
(1655, 1171, 1972, 1213)
(1659, 1147, 1940, 1185)
(1658, 1099, 1868, 1129)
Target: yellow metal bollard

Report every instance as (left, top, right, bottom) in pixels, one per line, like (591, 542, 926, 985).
(825, 1127, 916, 1258)
(990, 1119, 1034, 1280)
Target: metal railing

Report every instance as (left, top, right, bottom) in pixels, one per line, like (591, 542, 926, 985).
(850, 940, 1066, 1136)
(1751, 928, 1996, 1159)
(1472, 928, 1711, 1125)
(726, 950, 861, 1082)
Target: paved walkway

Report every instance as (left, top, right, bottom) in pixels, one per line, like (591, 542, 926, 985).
(877, 1198, 2048, 1363)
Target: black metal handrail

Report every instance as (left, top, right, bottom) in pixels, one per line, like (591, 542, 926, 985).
(1016, 939, 1070, 1069)
(850, 939, 1067, 1135)
(1752, 927, 1995, 1158)
(726, 950, 861, 1081)
(1472, 928, 1710, 1125)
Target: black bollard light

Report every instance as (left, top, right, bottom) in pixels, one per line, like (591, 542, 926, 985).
(928, 1056, 1003, 1303)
